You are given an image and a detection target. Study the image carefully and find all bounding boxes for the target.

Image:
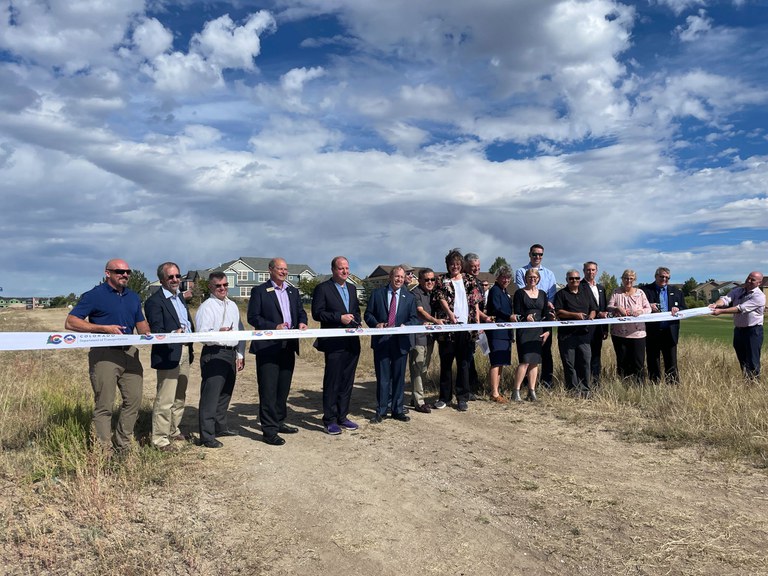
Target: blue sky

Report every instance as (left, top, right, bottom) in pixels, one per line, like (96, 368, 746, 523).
(1, 0, 766, 296)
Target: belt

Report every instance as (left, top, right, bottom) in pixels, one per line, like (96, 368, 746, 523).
(203, 344, 237, 351)
(105, 345, 132, 351)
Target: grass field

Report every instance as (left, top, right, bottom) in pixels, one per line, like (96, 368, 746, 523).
(680, 315, 740, 345)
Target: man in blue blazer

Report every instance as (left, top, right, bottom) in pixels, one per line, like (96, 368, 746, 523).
(144, 262, 194, 451)
(364, 266, 419, 423)
(311, 256, 362, 435)
(247, 258, 308, 446)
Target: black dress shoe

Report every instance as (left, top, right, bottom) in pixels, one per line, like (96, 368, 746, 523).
(278, 424, 299, 434)
(391, 413, 411, 422)
(216, 429, 238, 437)
(369, 414, 383, 424)
(262, 435, 286, 446)
(202, 439, 223, 449)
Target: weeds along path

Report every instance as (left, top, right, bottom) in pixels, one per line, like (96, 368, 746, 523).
(153, 359, 767, 576)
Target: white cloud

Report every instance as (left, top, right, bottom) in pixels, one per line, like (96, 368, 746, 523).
(132, 17, 173, 59)
(190, 11, 276, 70)
(675, 9, 712, 42)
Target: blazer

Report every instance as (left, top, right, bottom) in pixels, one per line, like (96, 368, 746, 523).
(247, 281, 308, 356)
(144, 288, 194, 370)
(311, 279, 362, 354)
(581, 280, 609, 337)
(364, 285, 418, 354)
(485, 283, 514, 342)
(640, 283, 686, 343)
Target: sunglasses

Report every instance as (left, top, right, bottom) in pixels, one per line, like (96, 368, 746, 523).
(108, 269, 132, 275)
(567, 277, 581, 281)
(166, 274, 182, 280)
(213, 283, 229, 288)
(423, 278, 436, 282)
(531, 253, 544, 257)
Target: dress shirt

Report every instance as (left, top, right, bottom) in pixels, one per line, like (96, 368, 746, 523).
(334, 282, 350, 311)
(389, 287, 400, 317)
(162, 287, 191, 332)
(195, 295, 245, 358)
(270, 280, 292, 327)
(515, 264, 558, 301)
(721, 287, 766, 328)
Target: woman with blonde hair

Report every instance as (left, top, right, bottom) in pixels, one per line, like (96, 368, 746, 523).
(511, 268, 549, 401)
(607, 269, 652, 383)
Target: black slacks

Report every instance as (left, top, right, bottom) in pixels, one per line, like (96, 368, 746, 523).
(322, 346, 359, 426)
(256, 347, 296, 438)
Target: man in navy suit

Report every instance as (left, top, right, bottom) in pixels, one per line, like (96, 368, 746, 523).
(247, 258, 308, 446)
(581, 261, 609, 385)
(365, 266, 419, 423)
(641, 267, 686, 383)
(144, 262, 194, 451)
(311, 256, 362, 435)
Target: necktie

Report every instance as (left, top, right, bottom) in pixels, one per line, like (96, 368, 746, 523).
(387, 290, 397, 326)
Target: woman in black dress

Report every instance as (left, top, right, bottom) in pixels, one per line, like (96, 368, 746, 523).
(512, 268, 549, 401)
(485, 267, 516, 403)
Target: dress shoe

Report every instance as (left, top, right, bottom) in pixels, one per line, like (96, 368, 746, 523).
(156, 444, 176, 453)
(369, 414, 383, 424)
(391, 413, 410, 422)
(414, 403, 431, 414)
(216, 429, 238, 437)
(171, 433, 187, 442)
(278, 424, 299, 434)
(202, 439, 223, 449)
(263, 435, 286, 446)
(468, 393, 478, 401)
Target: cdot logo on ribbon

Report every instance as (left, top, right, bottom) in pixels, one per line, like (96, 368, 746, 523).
(47, 334, 63, 345)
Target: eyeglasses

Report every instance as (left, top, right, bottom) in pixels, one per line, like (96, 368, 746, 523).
(213, 283, 229, 288)
(567, 277, 580, 281)
(108, 269, 132, 275)
(166, 274, 182, 280)
(531, 253, 544, 258)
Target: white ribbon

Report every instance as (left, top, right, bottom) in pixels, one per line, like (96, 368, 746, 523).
(0, 308, 714, 352)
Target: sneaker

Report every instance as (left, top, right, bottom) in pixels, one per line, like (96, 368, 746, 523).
(432, 400, 447, 410)
(339, 419, 359, 431)
(325, 423, 342, 435)
(468, 393, 479, 401)
(457, 401, 469, 412)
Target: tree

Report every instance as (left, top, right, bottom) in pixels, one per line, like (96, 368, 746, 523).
(49, 292, 78, 308)
(682, 277, 698, 297)
(298, 277, 322, 301)
(489, 256, 510, 275)
(187, 278, 209, 307)
(599, 271, 618, 297)
(127, 269, 151, 301)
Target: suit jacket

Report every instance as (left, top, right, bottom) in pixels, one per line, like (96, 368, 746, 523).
(311, 279, 362, 354)
(640, 283, 686, 342)
(364, 285, 418, 354)
(247, 281, 308, 356)
(144, 288, 194, 370)
(581, 280, 609, 336)
(485, 283, 514, 342)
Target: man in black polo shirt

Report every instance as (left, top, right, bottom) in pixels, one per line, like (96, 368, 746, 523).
(554, 269, 596, 398)
(66, 258, 150, 453)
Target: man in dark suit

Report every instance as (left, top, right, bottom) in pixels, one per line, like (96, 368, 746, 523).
(248, 258, 308, 446)
(641, 267, 686, 383)
(581, 261, 609, 385)
(144, 262, 194, 451)
(364, 266, 419, 423)
(311, 256, 362, 435)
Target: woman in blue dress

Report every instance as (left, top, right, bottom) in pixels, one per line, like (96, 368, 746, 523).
(485, 267, 516, 403)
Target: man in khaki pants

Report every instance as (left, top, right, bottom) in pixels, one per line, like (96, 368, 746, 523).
(144, 262, 194, 451)
(66, 258, 150, 454)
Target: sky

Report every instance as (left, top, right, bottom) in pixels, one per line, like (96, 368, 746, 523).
(1, 0, 767, 296)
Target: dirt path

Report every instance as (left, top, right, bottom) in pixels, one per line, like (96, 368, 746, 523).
(144, 357, 767, 576)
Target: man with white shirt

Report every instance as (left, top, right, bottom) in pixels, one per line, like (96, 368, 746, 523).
(144, 262, 195, 451)
(195, 271, 246, 448)
(709, 271, 765, 380)
(581, 261, 609, 385)
(515, 244, 557, 388)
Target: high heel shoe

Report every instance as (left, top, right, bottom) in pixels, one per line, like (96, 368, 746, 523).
(513, 390, 522, 402)
(527, 388, 537, 402)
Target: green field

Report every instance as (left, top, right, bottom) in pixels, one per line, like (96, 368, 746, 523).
(680, 315, 742, 345)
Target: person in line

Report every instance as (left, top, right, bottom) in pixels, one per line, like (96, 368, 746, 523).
(408, 268, 443, 413)
(66, 259, 150, 455)
(195, 272, 246, 449)
(641, 267, 686, 383)
(432, 248, 483, 412)
(365, 266, 419, 424)
(554, 270, 597, 398)
(709, 271, 765, 380)
(607, 269, 652, 384)
(144, 261, 194, 452)
(311, 256, 362, 435)
(512, 268, 549, 402)
(581, 261, 609, 385)
(515, 244, 557, 388)
(247, 258, 308, 446)
(485, 266, 516, 403)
